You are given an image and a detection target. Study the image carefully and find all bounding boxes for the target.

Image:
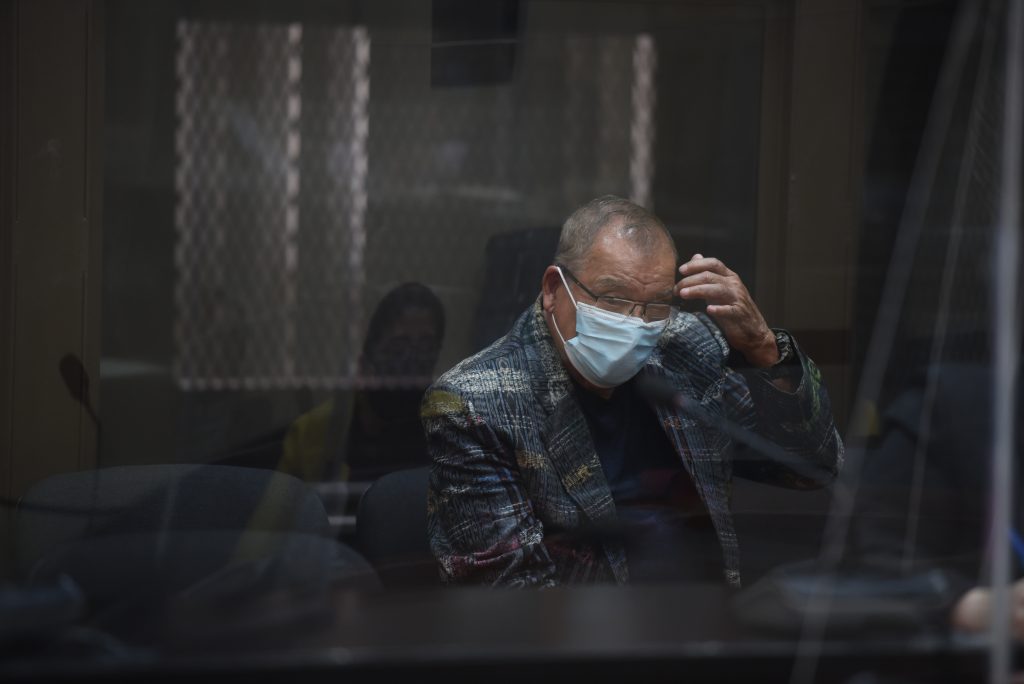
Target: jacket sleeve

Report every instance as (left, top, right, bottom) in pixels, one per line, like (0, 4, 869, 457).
(724, 328, 844, 489)
(422, 386, 557, 587)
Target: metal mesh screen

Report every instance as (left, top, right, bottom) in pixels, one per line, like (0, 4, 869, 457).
(174, 21, 370, 390)
(173, 23, 660, 391)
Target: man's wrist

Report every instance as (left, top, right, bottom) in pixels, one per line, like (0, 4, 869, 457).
(728, 330, 799, 378)
(742, 329, 781, 368)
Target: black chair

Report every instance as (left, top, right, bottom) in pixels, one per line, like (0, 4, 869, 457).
(472, 226, 560, 351)
(353, 467, 438, 590)
(17, 465, 328, 569)
(14, 464, 379, 640)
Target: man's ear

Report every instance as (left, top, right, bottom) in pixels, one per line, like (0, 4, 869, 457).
(541, 265, 561, 313)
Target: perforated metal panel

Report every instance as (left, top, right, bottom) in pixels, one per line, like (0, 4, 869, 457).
(173, 22, 659, 391)
(174, 21, 370, 390)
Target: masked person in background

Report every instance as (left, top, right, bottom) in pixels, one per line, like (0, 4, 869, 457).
(281, 282, 445, 483)
(423, 195, 843, 587)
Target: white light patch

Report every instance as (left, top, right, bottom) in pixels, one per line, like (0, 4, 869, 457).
(630, 34, 657, 210)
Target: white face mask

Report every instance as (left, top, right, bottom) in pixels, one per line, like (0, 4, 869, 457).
(550, 267, 669, 388)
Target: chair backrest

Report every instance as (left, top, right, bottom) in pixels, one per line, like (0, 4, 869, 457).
(14, 465, 381, 627)
(15, 464, 330, 578)
(472, 226, 560, 351)
(353, 466, 437, 589)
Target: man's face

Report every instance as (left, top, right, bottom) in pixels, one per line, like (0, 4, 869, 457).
(541, 226, 676, 394)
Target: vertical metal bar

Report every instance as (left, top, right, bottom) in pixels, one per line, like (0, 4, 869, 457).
(989, 0, 1022, 679)
(284, 23, 303, 384)
(346, 27, 370, 383)
(172, 20, 193, 389)
(630, 34, 656, 211)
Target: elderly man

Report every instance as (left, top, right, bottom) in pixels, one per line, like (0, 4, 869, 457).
(423, 195, 843, 587)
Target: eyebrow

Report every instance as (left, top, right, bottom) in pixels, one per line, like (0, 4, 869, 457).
(590, 275, 674, 301)
(590, 275, 629, 292)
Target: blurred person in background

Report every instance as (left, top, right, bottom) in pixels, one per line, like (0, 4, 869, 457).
(281, 281, 446, 483)
(855, 333, 1024, 640)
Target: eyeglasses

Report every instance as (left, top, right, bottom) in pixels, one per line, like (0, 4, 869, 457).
(557, 264, 676, 323)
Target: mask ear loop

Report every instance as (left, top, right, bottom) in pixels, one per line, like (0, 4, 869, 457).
(549, 267, 578, 344)
(555, 266, 579, 308)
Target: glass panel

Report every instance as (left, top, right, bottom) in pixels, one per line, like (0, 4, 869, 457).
(4, 0, 1020, 680)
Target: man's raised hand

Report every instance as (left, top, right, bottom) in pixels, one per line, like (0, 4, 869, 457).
(677, 254, 779, 368)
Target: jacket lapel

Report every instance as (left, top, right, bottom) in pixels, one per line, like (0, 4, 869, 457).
(639, 364, 705, 475)
(640, 361, 739, 582)
(542, 396, 616, 526)
(541, 397, 628, 584)
(523, 302, 628, 584)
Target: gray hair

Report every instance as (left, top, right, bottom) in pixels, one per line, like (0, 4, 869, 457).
(553, 195, 676, 271)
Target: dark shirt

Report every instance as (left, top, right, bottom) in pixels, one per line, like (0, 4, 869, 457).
(575, 377, 720, 583)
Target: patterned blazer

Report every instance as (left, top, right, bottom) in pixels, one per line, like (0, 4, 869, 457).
(423, 299, 843, 588)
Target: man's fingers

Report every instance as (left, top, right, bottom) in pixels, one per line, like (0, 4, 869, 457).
(678, 283, 731, 302)
(678, 270, 728, 290)
(678, 256, 731, 278)
(708, 303, 733, 317)
(704, 303, 745, 319)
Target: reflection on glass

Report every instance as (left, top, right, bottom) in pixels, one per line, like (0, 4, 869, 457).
(2, 0, 1021, 680)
